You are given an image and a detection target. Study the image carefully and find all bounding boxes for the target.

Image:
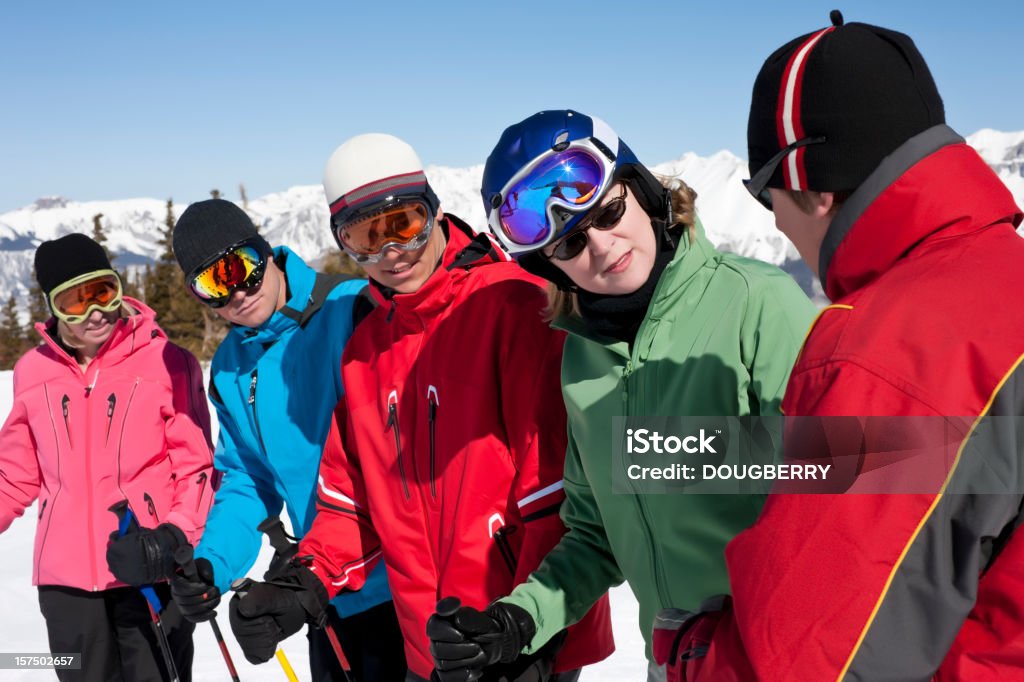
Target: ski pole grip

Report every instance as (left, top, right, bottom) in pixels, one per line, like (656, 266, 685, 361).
(435, 596, 462, 618)
(231, 577, 254, 599)
(109, 500, 140, 535)
(174, 545, 199, 581)
(110, 501, 163, 614)
(257, 516, 292, 555)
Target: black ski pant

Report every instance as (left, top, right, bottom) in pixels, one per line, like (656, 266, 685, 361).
(309, 600, 407, 681)
(38, 584, 194, 682)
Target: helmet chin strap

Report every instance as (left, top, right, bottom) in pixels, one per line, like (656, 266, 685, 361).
(617, 164, 672, 222)
(516, 251, 578, 293)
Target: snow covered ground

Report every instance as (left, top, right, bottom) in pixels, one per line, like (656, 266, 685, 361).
(0, 369, 647, 680)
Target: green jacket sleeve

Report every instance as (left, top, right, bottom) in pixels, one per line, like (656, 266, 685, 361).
(739, 269, 817, 414)
(500, 424, 625, 654)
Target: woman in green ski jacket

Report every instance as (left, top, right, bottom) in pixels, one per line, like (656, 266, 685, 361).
(426, 110, 817, 681)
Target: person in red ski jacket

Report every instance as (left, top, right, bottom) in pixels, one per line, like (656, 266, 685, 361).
(0, 233, 214, 681)
(653, 11, 1024, 682)
(226, 133, 613, 681)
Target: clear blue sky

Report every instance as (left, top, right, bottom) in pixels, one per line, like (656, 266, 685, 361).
(1, 0, 1021, 212)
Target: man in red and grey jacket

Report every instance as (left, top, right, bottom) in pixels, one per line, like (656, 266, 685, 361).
(226, 133, 614, 681)
(654, 10, 1024, 682)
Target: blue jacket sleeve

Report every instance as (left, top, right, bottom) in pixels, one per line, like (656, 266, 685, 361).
(194, 388, 283, 593)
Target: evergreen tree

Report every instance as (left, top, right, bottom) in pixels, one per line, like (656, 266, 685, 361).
(121, 268, 143, 303)
(25, 269, 49, 348)
(92, 213, 109, 258)
(143, 199, 227, 359)
(0, 295, 24, 369)
(90, 212, 140, 300)
(320, 251, 365, 278)
(139, 265, 153, 302)
(143, 200, 176, 320)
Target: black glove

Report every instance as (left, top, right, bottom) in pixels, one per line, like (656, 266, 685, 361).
(170, 556, 221, 623)
(106, 522, 186, 586)
(228, 560, 329, 665)
(427, 597, 536, 682)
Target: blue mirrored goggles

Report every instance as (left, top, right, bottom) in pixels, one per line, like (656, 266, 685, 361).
(486, 140, 616, 256)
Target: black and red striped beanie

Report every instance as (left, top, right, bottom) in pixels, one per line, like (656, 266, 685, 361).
(747, 10, 945, 193)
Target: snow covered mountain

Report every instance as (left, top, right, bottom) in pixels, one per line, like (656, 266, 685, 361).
(2, 130, 1022, 317)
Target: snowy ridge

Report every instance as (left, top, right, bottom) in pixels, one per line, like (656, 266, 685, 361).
(2, 130, 1022, 318)
(969, 129, 1024, 207)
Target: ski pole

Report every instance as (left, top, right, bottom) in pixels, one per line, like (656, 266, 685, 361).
(258, 516, 353, 679)
(275, 650, 300, 682)
(232, 578, 299, 682)
(109, 500, 181, 682)
(173, 545, 241, 682)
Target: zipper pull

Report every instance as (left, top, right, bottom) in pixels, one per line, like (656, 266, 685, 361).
(105, 393, 117, 444)
(194, 472, 209, 513)
(60, 395, 72, 446)
(248, 371, 258, 405)
(428, 385, 438, 421)
(385, 389, 399, 431)
(386, 300, 397, 323)
(143, 492, 159, 523)
(86, 368, 100, 395)
(427, 386, 439, 499)
(622, 361, 633, 412)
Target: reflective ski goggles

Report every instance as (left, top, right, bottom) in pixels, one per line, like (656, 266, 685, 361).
(744, 135, 827, 210)
(49, 270, 123, 324)
(487, 139, 616, 256)
(187, 238, 271, 308)
(543, 184, 628, 261)
(331, 199, 434, 264)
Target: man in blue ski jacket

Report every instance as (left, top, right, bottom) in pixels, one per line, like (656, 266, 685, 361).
(167, 198, 404, 680)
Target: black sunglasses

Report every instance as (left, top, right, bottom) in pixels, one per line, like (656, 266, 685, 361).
(743, 136, 827, 210)
(543, 185, 628, 261)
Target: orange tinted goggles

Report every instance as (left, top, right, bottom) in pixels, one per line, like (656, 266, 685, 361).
(333, 201, 433, 263)
(49, 271, 123, 324)
(187, 243, 268, 307)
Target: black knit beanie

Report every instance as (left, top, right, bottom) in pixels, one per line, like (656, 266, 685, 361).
(35, 233, 114, 297)
(172, 199, 271, 276)
(747, 10, 945, 193)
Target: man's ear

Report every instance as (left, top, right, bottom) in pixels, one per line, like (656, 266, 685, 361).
(813, 191, 838, 218)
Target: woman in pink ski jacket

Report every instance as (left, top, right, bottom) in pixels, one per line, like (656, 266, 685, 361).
(0, 233, 215, 682)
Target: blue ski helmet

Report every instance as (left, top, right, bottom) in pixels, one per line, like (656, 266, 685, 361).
(481, 110, 669, 263)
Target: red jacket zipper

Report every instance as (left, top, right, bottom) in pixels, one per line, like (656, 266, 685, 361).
(385, 391, 410, 499)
